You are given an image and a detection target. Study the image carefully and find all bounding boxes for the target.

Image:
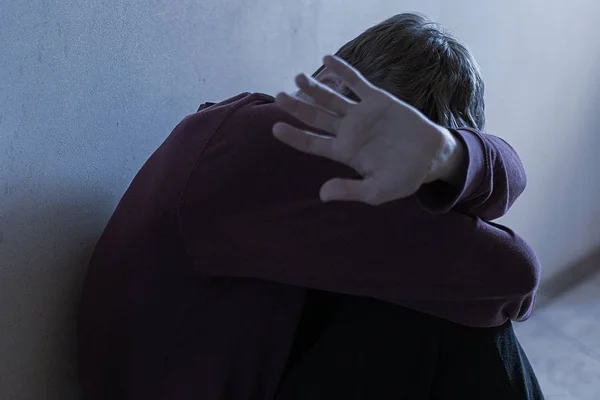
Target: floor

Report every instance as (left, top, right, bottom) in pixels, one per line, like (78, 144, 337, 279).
(514, 270, 600, 399)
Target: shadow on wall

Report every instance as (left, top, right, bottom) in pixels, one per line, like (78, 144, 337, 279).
(0, 182, 113, 399)
(537, 246, 600, 309)
(534, 72, 600, 309)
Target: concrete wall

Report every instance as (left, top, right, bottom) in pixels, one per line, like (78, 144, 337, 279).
(1, 0, 599, 398)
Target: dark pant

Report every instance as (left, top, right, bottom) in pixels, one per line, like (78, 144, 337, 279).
(275, 290, 544, 400)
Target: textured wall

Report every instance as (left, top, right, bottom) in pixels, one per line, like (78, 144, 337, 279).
(1, 0, 600, 398)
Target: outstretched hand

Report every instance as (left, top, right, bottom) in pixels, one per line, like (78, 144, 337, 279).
(273, 55, 463, 206)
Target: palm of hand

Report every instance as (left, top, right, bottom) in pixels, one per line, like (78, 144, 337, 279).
(274, 55, 444, 205)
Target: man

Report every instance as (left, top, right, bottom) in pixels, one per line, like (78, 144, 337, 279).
(77, 13, 543, 399)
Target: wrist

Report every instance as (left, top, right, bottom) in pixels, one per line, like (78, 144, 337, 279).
(426, 127, 466, 186)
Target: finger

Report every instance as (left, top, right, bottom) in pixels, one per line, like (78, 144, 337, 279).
(323, 55, 377, 100)
(320, 177, 383, 205)
(272, 122, 336, 160)
(294, 73, 355, 115)
(275, 92, 342, 134)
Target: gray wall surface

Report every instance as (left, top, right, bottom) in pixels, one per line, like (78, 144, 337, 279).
(1, 0, 600, 398)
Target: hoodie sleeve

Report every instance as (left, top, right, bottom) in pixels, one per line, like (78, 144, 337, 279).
(416, 128, 527, 221)
(180, 98, 540, 328)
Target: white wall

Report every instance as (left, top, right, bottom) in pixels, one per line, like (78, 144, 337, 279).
(1, 0, 599, 398)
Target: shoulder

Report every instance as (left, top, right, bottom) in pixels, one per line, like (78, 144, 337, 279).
(180, 92, 357, 208)
(158, 92, 282, 168)
(183, 92, 274, 131)
(193, 92, 314, 168)
(195, 92, 279, 124)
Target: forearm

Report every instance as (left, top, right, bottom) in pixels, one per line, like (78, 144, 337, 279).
(185, 197, 540, 327)
(370, 216, 540, 327)
(417, 127, 527, 220)
(181, 107, 538, 328)
(425, 127, 466, 187)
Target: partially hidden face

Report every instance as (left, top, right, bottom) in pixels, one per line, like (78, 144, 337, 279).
(292, 66, 344, 105)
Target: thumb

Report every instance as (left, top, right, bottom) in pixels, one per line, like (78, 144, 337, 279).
(320, 178, 380, 205)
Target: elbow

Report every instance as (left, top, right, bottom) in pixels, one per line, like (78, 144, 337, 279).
(506, 238, 539, 323)
(507, 165, 528, 211)
(507, 234, 541, 298)
(486, 233, 540, 325)
(504, 141, 528, 209)
(516, 166, 528, 198)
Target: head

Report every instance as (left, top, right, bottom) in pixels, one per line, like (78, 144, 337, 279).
(309, 13, 485, 130)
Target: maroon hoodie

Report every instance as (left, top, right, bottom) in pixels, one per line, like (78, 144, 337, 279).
(77, 92, 540, 399)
